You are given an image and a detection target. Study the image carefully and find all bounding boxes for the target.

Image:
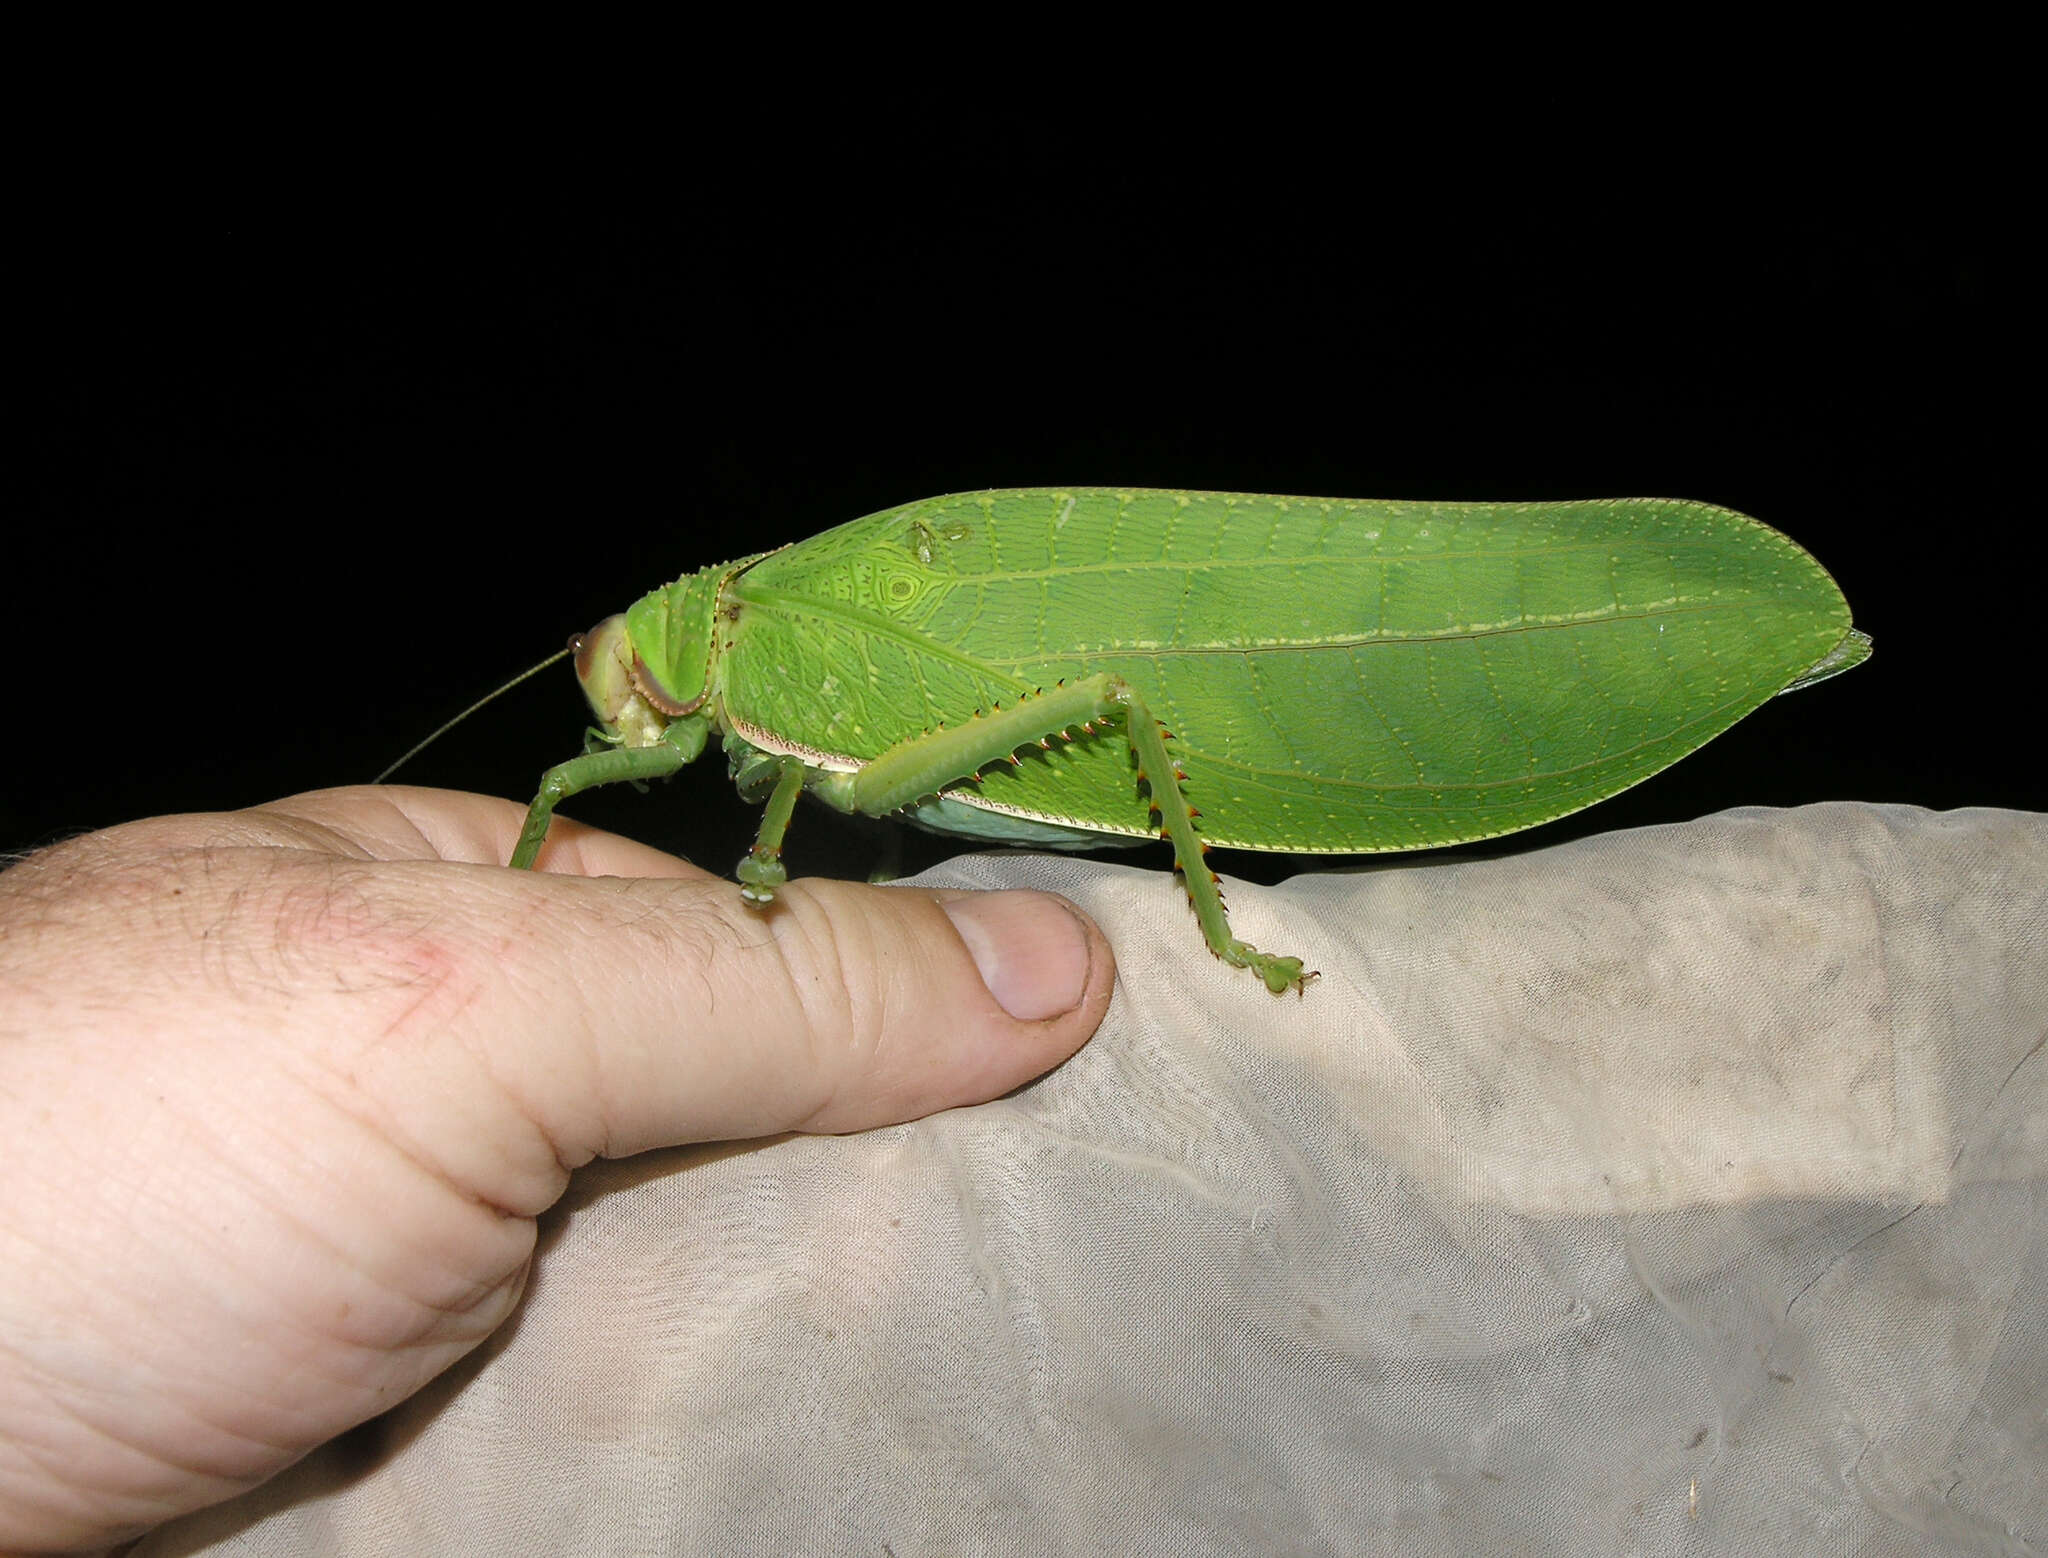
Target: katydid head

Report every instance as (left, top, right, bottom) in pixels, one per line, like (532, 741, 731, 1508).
(570, 614, 671, 748)
(568, 558, 758, 752)
(377, 564, 739, 789)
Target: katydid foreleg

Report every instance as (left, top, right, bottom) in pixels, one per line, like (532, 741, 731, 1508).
(810, 674, 1312, 994)
(510, 717, 709, 870)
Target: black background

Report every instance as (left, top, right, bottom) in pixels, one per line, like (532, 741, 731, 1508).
(11, 113, 2032, 884)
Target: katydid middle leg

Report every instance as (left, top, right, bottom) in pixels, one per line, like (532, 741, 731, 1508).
(734, 756, 809, 905)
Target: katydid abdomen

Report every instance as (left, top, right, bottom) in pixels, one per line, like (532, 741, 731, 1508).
(516, 488, 1868, 993)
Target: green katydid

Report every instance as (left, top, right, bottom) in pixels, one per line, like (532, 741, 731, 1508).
(503, 488, 1868, 995)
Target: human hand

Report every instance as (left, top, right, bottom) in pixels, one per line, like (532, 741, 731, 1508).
(0, 787, 1113, 1554)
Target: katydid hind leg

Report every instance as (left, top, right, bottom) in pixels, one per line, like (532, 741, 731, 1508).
(827, 673, 1313, 994)
(1117, 684, 1315, 996)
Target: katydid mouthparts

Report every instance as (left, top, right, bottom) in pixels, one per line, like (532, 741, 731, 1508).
(399, 489, 1869, 996)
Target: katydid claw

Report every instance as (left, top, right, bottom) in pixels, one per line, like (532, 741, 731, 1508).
(1263, 958, 1316, 996)
(736, 849, 786, 907)
(1223, 938, 1313, 996)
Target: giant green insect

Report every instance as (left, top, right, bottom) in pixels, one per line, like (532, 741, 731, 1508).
(509, 488, 1868, 994)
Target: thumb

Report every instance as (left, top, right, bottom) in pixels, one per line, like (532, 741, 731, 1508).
(486, 870, 1115, 1160)
(245, 786, 1115, 1189)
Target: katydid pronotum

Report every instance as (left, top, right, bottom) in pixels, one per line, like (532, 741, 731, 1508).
(474, 489, 1867, 995)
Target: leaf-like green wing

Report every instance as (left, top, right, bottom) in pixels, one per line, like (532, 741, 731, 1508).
(718, 489, 1859, 853)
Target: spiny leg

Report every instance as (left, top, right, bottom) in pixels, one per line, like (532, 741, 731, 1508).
(1117, 684, 1314, 995)
(824, 672, 1312, 994)
(829, 677, 1126, 817)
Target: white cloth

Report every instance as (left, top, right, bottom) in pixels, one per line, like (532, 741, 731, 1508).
(139, 804, 2047, 1557)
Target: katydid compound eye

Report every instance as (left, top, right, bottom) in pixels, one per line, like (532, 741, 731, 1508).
(572, 618, 625, 684)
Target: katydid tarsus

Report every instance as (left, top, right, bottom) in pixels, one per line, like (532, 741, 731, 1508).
(452, 489, 1866, 996)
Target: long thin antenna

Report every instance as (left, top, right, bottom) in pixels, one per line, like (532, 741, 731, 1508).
(374, 646, 575, 783)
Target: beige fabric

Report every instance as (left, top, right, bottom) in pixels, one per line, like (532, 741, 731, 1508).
(140, 804, 2048, 1556)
